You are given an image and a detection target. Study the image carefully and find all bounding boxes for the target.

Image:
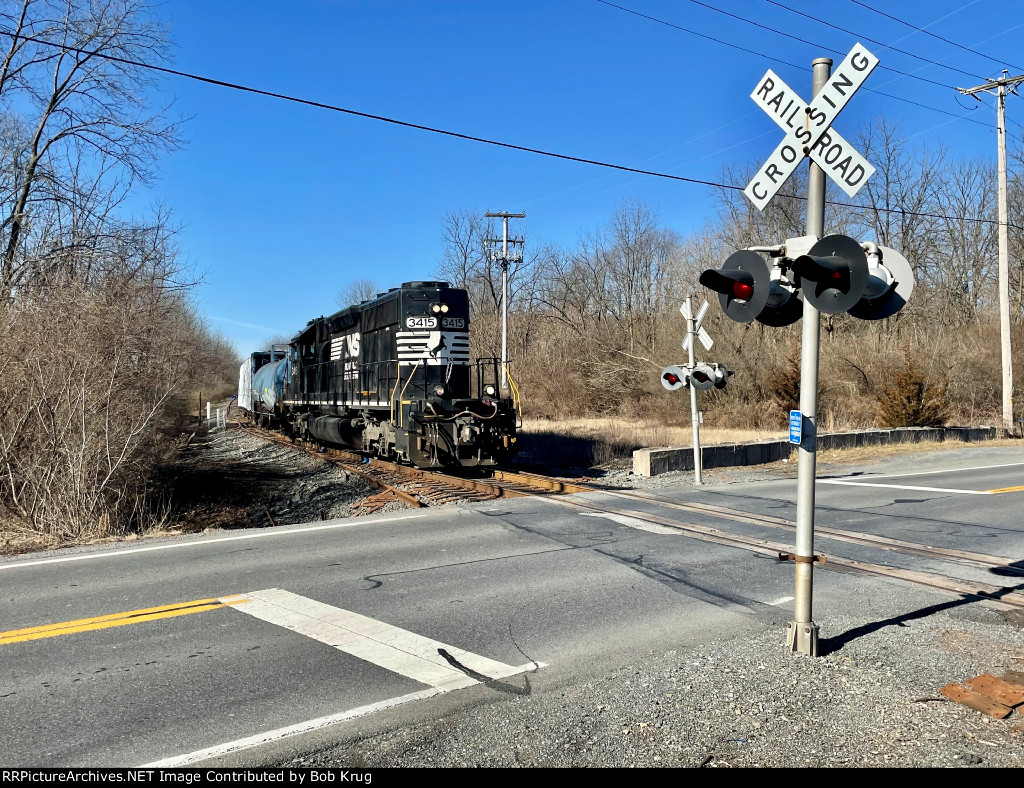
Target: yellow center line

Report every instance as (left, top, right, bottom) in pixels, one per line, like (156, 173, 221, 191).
(0, 596, 250, 646)
(984, 485, 1024, 494)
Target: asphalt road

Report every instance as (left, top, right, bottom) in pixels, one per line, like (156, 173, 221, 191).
(2, 445, 1022, 766)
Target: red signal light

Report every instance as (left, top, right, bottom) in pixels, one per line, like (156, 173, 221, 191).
(663, 372, 681, 386)
(731, 281, 755, 301)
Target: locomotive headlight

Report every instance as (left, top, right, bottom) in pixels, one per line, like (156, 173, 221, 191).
(483, 384, 497, 397)
(440, 304, 449, 313)
(431, 304, 441, 313)
(433, 384, 447, 397)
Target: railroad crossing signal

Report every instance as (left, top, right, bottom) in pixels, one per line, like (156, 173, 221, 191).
(700, 234, 913, 324)
(745, 44, 879, 211)
(660, 362, 732, 392)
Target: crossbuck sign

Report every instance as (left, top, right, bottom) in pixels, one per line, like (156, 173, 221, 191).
(745, 44, 879, 211)
(680, 299, 713, 352)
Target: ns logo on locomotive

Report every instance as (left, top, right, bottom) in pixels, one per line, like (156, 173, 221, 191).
(238, 281, 519, 469)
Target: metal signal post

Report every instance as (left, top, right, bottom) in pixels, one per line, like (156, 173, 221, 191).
(788, 57, 833, 658)
(685, 294, 703, 485)
(485, 211, 525, 393)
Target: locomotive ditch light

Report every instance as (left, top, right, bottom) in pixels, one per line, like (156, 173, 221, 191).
(789, 234, 868, 315)
(847, 245, 914, 320)
(699, 250, 770, 323)
(483, 384, 497, 397)
(433, 384, 448, 397)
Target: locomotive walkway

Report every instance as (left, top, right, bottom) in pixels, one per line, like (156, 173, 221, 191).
(1, 443, 1022, 767)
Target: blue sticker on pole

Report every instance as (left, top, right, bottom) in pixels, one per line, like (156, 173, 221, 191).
(789, 410, 803, 445)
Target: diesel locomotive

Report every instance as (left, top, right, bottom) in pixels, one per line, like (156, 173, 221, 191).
(238, 281, 519, 469)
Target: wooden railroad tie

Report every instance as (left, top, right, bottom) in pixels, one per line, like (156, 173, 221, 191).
(940, 672, 1024, 721)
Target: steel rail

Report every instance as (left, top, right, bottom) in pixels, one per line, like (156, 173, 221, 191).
(543, 495, 1024, 612)
(607, 489, 1024, 576)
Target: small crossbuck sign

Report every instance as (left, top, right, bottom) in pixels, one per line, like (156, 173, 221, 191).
(745, 43, 879, 211)
(681, 300, 713, 351)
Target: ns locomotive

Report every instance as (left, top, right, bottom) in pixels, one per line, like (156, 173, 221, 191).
(238, 281, 519, 469)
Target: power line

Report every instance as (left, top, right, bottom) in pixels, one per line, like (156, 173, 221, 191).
(848, 0, 1023, 72)
(685, 0, 984, 85)
(594, 1, 990, 129)
(0, 27, 1015, 233)
(765, 0, 989, 82)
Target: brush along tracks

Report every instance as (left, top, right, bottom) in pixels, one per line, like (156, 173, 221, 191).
(237, 422, 593, 508)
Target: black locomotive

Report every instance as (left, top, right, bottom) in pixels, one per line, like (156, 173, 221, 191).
(238, 281, 519, 469)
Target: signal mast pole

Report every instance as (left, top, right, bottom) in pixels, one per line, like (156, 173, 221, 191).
(789, 57, 832, 658)
(485, 211, 525, 392)
(957, 71, 1024, 436)
(685, 294, 703, 485)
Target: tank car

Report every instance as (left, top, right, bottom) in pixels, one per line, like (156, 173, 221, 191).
(239, 281, 519, 469)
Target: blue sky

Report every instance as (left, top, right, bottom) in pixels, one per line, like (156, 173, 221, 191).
(131, 0, 1024, 353)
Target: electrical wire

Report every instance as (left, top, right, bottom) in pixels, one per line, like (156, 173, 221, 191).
(849, 0, 1023, 72)
(0, 28, 1016, 232)
(593, 1, 990, 129)
(764, 0, 989, 81)
(687, 0, 985, 84)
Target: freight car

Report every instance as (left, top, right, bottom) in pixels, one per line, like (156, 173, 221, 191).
(238, 281, 519, 469)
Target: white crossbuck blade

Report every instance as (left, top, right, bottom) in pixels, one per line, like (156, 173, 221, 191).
(744, 43, 879, 211)
(682, 328, 713, 352)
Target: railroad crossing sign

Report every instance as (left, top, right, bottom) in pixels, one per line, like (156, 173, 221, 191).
(745, 43, 879, 211)
(680, 299, 713, 351)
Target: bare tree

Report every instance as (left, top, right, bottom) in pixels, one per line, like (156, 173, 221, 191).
(0, 0, 181, 298)
(335, 277, 380, 308)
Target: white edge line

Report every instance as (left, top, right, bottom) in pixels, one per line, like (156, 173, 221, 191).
(0, 513, 431, 572)
(818, 480, 992, 495)
(828, 460, 1024, 481)
(142, 661, 545, 768)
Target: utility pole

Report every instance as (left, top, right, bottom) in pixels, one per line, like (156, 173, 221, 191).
(958, 71, 1024, 436)
(484, 211, 525, 392)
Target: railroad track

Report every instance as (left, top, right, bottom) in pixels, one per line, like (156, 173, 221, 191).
(235, 418, 1024, 612)
(236, 420, 592, 509)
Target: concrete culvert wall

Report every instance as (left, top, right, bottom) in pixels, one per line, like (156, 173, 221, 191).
(633, 426, 999, 477)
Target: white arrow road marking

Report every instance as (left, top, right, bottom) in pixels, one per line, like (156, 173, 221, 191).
(817, 480, 992, 495)
(825, 461, 1024, 481)
(146, 588, 543, 767)
(581, 511, 680, 534)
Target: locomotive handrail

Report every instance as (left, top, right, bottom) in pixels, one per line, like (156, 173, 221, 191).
(502, 362, 523, 421)
(395, 360, 422, 427)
